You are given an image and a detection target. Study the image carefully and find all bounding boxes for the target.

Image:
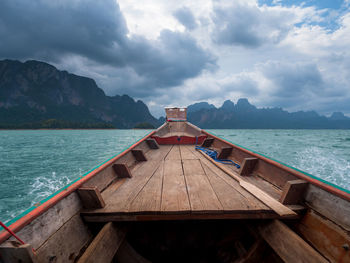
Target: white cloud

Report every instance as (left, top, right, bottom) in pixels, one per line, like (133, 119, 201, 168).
(2, 0, 350, 117)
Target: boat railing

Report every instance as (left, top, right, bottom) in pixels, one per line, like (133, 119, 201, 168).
(165, 107, 187, 122)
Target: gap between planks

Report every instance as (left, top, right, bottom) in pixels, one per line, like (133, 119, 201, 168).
(184, 145, 271, 211)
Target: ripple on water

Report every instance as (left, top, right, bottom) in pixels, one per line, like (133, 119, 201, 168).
(0, 129, 151, 223)
(1, 129, 349, 224)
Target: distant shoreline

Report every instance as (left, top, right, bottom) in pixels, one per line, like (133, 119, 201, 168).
(0, 128, 156, 130)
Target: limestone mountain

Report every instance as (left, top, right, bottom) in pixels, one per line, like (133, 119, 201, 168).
(187, 99, 350, 129)
(0, 59, 159, 128)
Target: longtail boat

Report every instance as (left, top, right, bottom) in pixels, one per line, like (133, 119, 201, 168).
(1, 107, 349, 263)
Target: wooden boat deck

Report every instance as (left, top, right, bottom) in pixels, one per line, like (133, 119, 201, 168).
(81, 145, 300, 222)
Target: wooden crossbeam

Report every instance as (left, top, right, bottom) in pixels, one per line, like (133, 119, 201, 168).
(239, 158, 258, 176)
(146, 139, 159, 149)
(131, 150, 147, 162)
(113, 163, 132, 178)
(77, 222, 126, 263)
(0, 242, 38, 263)
(280, 180, 308, 205)
(196, 150, 297, 217)
(217, 147, 233, 159)
(201, 138, 214, 148)
(258, 220, 328, 263)
(77, 187, 105, 209)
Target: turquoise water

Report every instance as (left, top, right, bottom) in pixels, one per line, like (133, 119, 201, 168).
(0, 130, 151, 224)
(0, 129, 349, 224)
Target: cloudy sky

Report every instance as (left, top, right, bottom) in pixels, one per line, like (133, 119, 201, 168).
(1, 0, 350, 117)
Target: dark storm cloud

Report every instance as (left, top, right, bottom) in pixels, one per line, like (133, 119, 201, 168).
(261, 61, 324, 98)
(0, 0, 128, 64)
(173, 7, 198, 30)
(212, 2, 293, 48)
(0, 0, 216, 96)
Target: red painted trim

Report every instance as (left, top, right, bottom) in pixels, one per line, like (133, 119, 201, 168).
(203, 130, 350, 201)
(0, 130, 156, 244)
(152, 135, 206, 145)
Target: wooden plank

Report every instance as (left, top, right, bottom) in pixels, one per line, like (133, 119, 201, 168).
(179, 145, 198, 159)
(161, 160, 190, 212)
(101, 178, 127, 200)
(89, 145, 173, 213)
(258, 220, 328, 263)
(144, 145, 172, 161)
(196, 149, 297, 217)
(239, 158, 258, 176)
(280, 180, 308, 205)
(202, 163, 252, 211)
(97, 161, 161, 213)
(36, 214, 92, 263)
(217, 147, 233, 159)
(305, 185, 350, 231)
(131, 150, 147, 162)
(114, 151, 140, 171)
(296, 210, 350, 263)
(82, 211, 289, 222)
(0, 243, 38, 263)
(128, 162, 164, 212)
(182, 160, 223, 212)
(165, 145, 181, 160)
(132, 140, 151, 154)
(201, 138, 214, 147)
(146, 138, 159, 149)
(6, 193, 82, 250)
(81, 165, 116, 192)
(241, 174, 282, 200)
(255, 158, 297, 188)
(113, 163, 132, 178)
(240, 181, 297, 217)
(77, 222, 126, 263)
(77, 187, 105, 209)
(182, 159, 204, 175)
(185, 145, 268, 211)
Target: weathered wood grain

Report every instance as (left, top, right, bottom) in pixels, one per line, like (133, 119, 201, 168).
(296, 210, 350, 263)
(202, 163, 252, 211)
(6, 193, 82, 250)
(113, 163, 132, 178)
(217, 147, 233, 159)
(197, 149, 297, 217)
(259, 220, 328, 263)
(182, 159, 204, 175)
(165, 145, 181, 160)
(77, 222, 126, 263)
(128, 162, 164, 212)
(280, 180, 308, 205)
(239, 158, 258, 176)
(179, 145, 198, 159)
(36, 214, 92, 263)
(305, 185, 350, 231)
(81, 165, 116, 192)
(97, 161, 161, 213)
(185, 145, 268, 211)
(182, 160, 223, 212)
(85, 146, 172, 214)
(161, 160, 190, 213)
(131, 150, 147, 162)
(77, 187, 105, 209)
